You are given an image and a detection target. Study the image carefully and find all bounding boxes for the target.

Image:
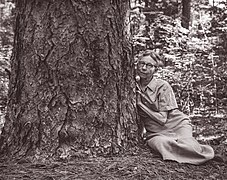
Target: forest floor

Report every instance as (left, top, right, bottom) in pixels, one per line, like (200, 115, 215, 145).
(0, 116, 227, 180)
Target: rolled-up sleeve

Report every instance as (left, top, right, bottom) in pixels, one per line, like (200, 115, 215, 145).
(158, 83, 178, 111)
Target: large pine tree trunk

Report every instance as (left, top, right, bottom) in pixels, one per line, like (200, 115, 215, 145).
(0, 0, 137, 161)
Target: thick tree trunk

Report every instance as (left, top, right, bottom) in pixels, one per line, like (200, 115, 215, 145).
(0, 0, 137, 161)
(181, 0, 191, 29)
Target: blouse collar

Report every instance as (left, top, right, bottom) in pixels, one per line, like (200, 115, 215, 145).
(146, 77, 158, 92)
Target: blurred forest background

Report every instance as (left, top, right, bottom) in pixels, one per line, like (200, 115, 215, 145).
(130, 0, 227, 117)
(0, 0, 13, 130)
(0, 0, 226, 136)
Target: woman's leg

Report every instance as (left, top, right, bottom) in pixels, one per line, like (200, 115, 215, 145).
(147, 135, 214, 165)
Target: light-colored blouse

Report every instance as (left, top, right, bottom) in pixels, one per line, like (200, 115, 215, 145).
(137, 77, 191, 136)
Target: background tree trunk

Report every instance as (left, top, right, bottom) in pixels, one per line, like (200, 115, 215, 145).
(0, 0, 137, 161)
(181, 0, 191, 29)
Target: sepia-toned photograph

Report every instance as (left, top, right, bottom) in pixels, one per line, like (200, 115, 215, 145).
(0, 0, 226, 179)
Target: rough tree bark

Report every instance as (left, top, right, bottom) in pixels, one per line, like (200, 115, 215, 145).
(0, 0, 137, 161)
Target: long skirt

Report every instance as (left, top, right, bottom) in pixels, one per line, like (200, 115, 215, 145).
(146, 124, 214, 165)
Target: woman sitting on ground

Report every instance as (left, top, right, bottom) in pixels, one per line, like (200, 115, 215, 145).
(136, 50, 214, 165)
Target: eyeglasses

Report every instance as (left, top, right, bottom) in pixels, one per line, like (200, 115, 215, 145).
(138, 61, 156, 69)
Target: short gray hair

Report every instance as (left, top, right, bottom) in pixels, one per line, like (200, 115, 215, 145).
(139, 50, 163, 67)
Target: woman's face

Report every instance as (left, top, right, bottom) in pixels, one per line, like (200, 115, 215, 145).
(137, 55, 157, 80)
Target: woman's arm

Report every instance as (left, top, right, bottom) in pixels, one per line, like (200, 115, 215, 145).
(137, 91, 168, 125)
(138, 101, 168, 125)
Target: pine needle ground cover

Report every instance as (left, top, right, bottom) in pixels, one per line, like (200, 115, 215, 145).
(0, 116, 226, 180)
